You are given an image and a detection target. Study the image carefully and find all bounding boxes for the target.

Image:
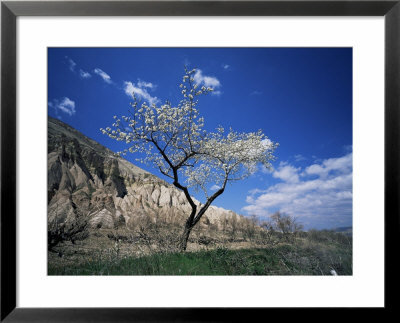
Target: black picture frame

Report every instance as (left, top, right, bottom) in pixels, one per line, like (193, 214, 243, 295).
(1, 1, 399, 321)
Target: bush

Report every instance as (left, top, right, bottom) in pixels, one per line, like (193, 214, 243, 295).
(270, 211, 303, 242)
(242, 214, 258, 242)
(48, 211, 89, 251)
(307, 229, 352, 247)
(259, 220, 277, 245)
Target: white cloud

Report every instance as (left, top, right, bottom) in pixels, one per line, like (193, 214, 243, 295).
(137, 79, 156, 90)
(272, 162, 301, 183)
(66, 57, 76, 72)
(304, 153, 352, 178)
(193, 69, 221, 95)
(124, 80, 159, 105)
(65, 57, 91, 80)
(79, 69, 91, 79)
(222, 64, 230, 70)
(49, 97, 76, 116)
(242, 152, 353, 228)
(294, 154, 306, 162)
(94, 68, 112, 84)
(210, 185, 221, 191)
(248, 188, 268, 196)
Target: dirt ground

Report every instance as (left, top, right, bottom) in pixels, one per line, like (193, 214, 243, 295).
(48, 226, 266, 269)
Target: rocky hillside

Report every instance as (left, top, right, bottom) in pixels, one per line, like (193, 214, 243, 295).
(48, 117, 244, 231)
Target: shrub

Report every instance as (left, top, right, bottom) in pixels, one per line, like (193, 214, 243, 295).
(270, 211, 303, 243)
(307, 229, 352, 247)
(48, 211, 89, 251)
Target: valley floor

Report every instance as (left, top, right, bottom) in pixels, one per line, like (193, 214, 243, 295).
(48, 228, 352, 276)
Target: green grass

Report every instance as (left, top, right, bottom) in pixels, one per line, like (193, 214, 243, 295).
(48, 242, 352, 276)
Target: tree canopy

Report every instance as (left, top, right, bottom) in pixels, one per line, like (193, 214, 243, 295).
(101, 67, 278, 250)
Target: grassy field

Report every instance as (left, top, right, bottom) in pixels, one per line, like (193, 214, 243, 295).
(48, 230, 352, 275)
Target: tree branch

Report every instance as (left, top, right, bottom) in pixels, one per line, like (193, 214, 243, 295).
(192, 173, 229, 227)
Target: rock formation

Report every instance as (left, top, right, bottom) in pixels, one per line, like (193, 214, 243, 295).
(48, 117, 245, 231)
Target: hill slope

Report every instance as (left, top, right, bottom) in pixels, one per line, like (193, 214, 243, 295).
(48, 117, 243, 231)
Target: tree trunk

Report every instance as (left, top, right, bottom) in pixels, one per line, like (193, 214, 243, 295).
(179, 224, 192, 251)
(177, 185, 227, 251)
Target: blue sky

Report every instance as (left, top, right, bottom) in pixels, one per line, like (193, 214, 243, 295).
(48, 48, 352, 230)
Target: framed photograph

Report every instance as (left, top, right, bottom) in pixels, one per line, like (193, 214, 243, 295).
(1, 0, 399, 321)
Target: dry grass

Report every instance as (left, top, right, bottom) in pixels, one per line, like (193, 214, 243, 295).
(48, 224, 352, 276)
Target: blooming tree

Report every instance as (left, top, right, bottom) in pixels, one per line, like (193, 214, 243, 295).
(101, 68, 278, 250)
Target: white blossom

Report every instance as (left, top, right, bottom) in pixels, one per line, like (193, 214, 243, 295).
(101, 68, 278, 248)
